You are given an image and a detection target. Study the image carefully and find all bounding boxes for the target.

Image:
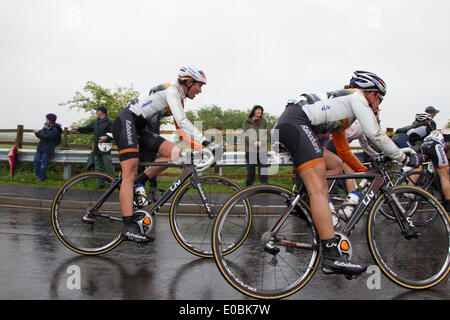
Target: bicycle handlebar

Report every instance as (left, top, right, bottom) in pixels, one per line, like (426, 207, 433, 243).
(174, 147, 215, 172)
(369, 147, 419, 172)
(195, 147, 215, 172)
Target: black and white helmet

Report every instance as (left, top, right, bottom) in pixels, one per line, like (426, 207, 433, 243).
(415, 113, 432, 122)
(350, 71, 386, 96)
(178, 65, 207, 84)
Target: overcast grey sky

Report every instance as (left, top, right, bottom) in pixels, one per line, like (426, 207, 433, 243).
(0, 0, 448, 131)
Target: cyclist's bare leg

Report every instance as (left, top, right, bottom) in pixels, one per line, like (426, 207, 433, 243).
(407, 165, 423, 184)
(342, 162, 357, 192)
(323, 149, 343, 176)
(436, 167, 450, 201)
(299, 162, 334, 240)
(300, 161, 367, 276)
(142, 140, 181, 179)
(119, 157, 139, 217)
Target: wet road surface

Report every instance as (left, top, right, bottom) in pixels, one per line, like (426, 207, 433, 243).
(0, 204, 448, 300)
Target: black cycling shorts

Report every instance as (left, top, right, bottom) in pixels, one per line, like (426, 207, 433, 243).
(274, 104, 325, 172)
(112, 108, 166, 162)
(422, 141, 449, 170)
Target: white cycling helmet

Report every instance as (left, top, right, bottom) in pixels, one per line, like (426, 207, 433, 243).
(178, 65, 207, 84)
(350, 70, 386, 96)
(415, 113, 432, 122)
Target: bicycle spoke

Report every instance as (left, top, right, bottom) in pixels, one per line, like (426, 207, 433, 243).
(368, 186, 450, 289)
(52, 173, 123, 255)
(170, 175, 250, 257)
(213, 185, 319, 299)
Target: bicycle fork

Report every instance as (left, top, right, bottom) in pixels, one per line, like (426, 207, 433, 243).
(385, 190, 420, 239)
(190, 174, 215, 219)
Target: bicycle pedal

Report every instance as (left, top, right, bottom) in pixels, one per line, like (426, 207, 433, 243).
(345, 273, 361, 280)
(136, 238, 155, 247)
(137, 242, 150, 247)
(322, 267, 335, 275)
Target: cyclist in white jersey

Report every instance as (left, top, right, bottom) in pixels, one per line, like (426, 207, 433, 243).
(273, 71, 422, 277)
(422, 129, 450, 211)
(112, 66, 221, 243)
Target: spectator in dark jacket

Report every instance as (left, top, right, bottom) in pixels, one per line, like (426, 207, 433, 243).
(425, 106, 439, 130)
(242, 105, 269, 186)
(33, 113, 62, 182)
(71, 106, 114, 188)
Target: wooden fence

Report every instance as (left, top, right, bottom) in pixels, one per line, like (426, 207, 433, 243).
(0, 124, 396, 150)
(0, 124, 395, 181)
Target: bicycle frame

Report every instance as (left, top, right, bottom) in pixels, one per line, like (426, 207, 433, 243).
(87, 159, 216, 220)
(268, 163, 420, 246)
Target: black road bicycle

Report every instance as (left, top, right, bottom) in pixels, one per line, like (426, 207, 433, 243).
(396, 156, 444, 202)
(51, 149, 251, 257)
(380, 155, 445, 225)
(212, 155, 450, 299)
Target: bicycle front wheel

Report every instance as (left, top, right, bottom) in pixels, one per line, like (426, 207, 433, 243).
(213, 184, 320, 299)
(367, 186, 450, 289)
(51, 172, 123, 255)
(170, 175, 251, 258)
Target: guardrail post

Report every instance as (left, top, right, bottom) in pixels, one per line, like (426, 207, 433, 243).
(63, 164, 72, 180)
(15, 125, 24, 148)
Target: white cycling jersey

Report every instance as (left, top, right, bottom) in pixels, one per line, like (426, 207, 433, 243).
(288, 89, 406, 163)
(128, 81, 206, 144)
(424, 130, 450, 149)
(345, 120, 379, 157)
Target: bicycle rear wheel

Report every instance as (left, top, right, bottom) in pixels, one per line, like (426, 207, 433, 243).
(51, 172, 123, 255)
(213, 184, 320, 299)
(367, 186, 450, 289)
(170, 175, 250, 258)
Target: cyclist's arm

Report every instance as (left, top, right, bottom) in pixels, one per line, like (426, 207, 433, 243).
(175, 128, 204, 151)
(351, 93, 406, 163)
(166, 86, 207, 145)
(358, 135, 379, 157)
(331, 130, 368, 172)
(346, 120, 379, 157)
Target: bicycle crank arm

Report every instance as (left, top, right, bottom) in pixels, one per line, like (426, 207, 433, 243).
(276, 240, 319, 251)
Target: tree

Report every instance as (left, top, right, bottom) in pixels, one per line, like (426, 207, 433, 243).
(185, 105, 278, 131)
(59, 81, 139, 145)
(59, 81, 139, 122)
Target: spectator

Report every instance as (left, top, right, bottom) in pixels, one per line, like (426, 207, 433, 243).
(242, 105, 269, 186)
(33, 113, 62, 182)
(71, 105, 114, 188)
(425, 106, 439, 130)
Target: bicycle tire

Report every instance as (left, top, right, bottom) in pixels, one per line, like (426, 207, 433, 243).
(170, 175, 251, 258)
(367, 185, 450, 289)
(51, 171, 123, 255)
(213, 184, 320, 299)
(397, 170, 441, 200)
